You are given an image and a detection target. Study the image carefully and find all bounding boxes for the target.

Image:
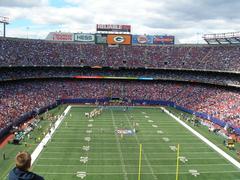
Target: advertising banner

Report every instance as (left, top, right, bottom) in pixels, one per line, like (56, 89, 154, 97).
(96, 24, 131, 32)
(107, 34, 131, 45)
(52, 32, 73, 41)
(95, 34, 107, 44)
(74, 33, 95, 42)
(153, 36, 175, 45)
(132, 35, 153, 44)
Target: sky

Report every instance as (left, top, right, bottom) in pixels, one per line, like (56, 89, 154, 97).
(0, 0, 240, 43)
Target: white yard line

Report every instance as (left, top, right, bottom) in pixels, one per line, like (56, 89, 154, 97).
(42, 151, 218, 155)
(161, 107, 240, 170)
(52, 137, 198, 141)
(50, 141, 205, 145)
(40, 157, 224, 160)
(31, 106, 72, 165)
(35, 163, 233, 167)
(124, 114, 158, 180)
(56, 134, 196, 138)
(36, 170, 240, 175)
(45, 145, 210, 149)
(111, 110, 129, 180)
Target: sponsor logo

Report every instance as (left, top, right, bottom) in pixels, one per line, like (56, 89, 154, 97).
(153, 36, 174, 44)
(53, 33, 73, 41)
(113, 36, 125, 43)
(137, 35, 148, 44)
(74, 34, 94, 42)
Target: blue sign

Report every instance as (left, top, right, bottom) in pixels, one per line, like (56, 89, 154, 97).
(132, 35, 153, 44)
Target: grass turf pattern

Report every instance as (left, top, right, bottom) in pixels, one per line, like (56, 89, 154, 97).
(30, 107, 240, 180)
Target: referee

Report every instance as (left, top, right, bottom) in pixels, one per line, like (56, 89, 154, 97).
(2, 152, 6, 160)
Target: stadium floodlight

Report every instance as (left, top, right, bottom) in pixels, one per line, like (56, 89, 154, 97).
(0, 16, 9, 24)
(0, 16, 9, 38)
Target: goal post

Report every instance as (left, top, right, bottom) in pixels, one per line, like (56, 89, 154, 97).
(138, 144, 142, 180)
(176, 144, 180, 180)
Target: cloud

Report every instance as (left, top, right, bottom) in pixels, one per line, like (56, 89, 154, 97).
(154, 0, 240, 22)
(6, 26, 46, 39)
(29, 7, 94, 25)
(0, 0, 48, 7)
(0, 0, 240, 43)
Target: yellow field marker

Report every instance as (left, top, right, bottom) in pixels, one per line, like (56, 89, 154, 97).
(138, 144, 142, 180)
(176, 144, 180, 180)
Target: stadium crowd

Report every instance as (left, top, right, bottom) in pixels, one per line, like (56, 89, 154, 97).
(0, 80, 239, 132)
(1, 38, 240, 71)
(0, 68, 239, 87)
(0, 37, 239, 137)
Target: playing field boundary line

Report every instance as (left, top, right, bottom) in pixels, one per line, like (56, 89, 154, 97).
(31, 106, 71, 165)
(111, 110, 129, 180)
(161, 107, 240, 170)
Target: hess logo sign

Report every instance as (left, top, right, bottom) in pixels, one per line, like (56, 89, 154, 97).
(113, 36, 125, 43)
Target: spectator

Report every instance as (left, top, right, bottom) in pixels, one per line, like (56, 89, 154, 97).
(8, 151, 44, 180)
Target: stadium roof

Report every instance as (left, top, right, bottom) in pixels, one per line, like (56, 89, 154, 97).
(203, 32, 240, 45)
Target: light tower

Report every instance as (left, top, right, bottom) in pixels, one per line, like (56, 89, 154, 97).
(0, 16, 9, 37)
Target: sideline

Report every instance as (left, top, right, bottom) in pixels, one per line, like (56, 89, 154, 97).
(161, 107, 240, 170)
(31, 106, 71, 165)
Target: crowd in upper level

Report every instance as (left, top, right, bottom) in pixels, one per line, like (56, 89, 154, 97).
(0, 38, 240, 71)
(0, 80, 239, 132)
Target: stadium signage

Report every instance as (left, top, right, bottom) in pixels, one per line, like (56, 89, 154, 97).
(52, 32, 73, 41)
(74, 33, 95, 42)
(96, 24, 131, 32)
(153, 36, 175, 45)
(95, 34, 107, 44)
(113, 36, 125, 43)
(107, 34, 131, 45)
(137, 35, 148, 43)
(132, 35, 154, 44)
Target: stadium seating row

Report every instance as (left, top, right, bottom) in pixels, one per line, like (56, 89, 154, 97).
(0, 68, 239, 87)
(0, 80, 239, 131)
(0, 38, 240, 71)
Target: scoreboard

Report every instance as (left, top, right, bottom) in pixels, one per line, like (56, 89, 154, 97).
(96, 24, 131, 33)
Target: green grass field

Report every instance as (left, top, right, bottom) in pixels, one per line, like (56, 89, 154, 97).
(30, 106, 240, 180)
(1, 106, 240, 180)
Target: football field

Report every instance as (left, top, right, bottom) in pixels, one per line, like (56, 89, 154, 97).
(31, 106, 240, 180)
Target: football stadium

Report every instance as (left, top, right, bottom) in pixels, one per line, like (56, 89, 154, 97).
(0, 1, 240, 180)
